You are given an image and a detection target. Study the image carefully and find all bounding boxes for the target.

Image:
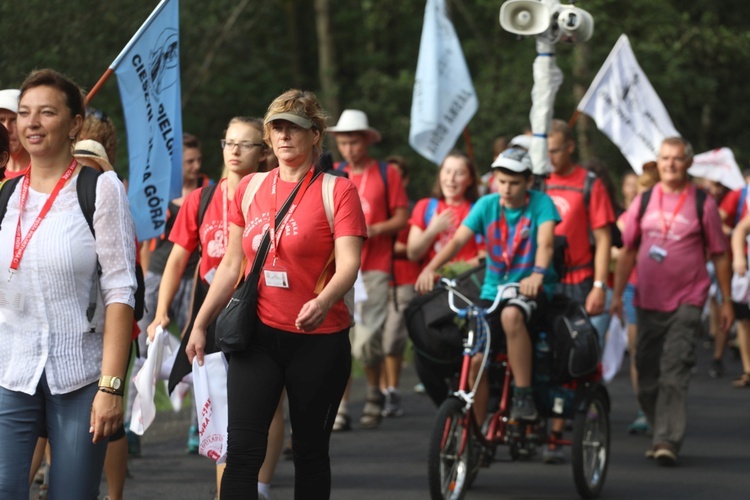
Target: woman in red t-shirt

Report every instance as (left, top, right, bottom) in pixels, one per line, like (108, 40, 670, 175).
(407, 150, 483, 267)
(186, 89, 366, 498)
(147, 116, 274, 497)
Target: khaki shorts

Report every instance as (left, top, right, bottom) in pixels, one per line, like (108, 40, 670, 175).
(382, 284, 417, 357)
(351, 271, 390, 367)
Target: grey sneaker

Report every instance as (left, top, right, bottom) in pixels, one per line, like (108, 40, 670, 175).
(510, 392, 538, 421)
(382, 390, 405, 417)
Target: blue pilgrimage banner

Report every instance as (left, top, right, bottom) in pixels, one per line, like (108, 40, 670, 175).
(111, 0, 182, 240)
(409, 0, 478, 166)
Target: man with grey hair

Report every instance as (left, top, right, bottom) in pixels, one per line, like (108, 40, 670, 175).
(0, 89, 30, 179)
(611, 136, 733, 466)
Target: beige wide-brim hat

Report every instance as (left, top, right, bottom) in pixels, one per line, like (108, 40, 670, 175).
(74, 139, 114, 172)
(0, 89, 20, 113)
(328, 109, 382, 144)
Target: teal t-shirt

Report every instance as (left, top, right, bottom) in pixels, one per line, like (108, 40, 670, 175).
(462, 190, 561, 301)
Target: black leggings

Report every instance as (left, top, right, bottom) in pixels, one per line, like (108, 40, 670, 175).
(221, 321, 351, 499)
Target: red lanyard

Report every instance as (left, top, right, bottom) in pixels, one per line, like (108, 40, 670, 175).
(268, 166, 315, 265)
(10, 159, 78, 279)
(498, 196, 530, 277)
(658, 186, 689, 240)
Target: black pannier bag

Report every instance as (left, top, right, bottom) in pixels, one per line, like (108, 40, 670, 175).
(544, 294, 600, 383)
(405, 263, 485, 364)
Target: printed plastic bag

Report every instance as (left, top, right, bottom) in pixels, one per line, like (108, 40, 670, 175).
(192, 353, 229, 464)
(601, 316, 628, 383)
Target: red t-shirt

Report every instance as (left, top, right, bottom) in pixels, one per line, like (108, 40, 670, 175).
(409, 198, 479, 264)
(336, 160, 409, 272)
(392, 226, 421, 286)
(719, 187, 748, 228)
(169, 178, 229, 283)
(230, 170, 367, 334)
(547, 166, 615, 284)
(2, 166, 29, 180)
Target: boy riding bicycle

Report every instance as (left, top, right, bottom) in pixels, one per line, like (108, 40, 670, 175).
(415, 148, 560, 425)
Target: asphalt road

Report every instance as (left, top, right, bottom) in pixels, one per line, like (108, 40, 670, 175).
(33, 339, 750, 499)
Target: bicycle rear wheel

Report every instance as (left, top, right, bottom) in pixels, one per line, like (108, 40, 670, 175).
(572, 387, 610, 498)
(428, 397, 475, 500)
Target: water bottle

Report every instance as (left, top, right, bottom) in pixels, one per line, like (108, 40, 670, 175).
(534, 332, 551, 385)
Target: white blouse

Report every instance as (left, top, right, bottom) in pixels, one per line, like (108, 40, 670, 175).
(0, 171, 136, 395)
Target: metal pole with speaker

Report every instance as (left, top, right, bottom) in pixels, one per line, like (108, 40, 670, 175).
(499, 0, 594, 176)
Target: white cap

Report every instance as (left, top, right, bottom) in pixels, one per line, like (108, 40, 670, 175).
(491, 147, 532, 173)
(0, 89, 20, 113)
(328, 109, 382, 144)
(508, 134, 532, 151)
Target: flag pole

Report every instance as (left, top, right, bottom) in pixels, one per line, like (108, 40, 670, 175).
(85, 68, 115, 105)
(462, 127, 475, 164)
(568, 109, 581, 128)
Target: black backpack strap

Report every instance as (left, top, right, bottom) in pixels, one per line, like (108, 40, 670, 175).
(76, 166, 102, 237)
(197, 183, 220, 229)
(634, 188, 653, 248)
(0, 176, 22, 232)
(582, 170, 596, 208)
(695, 187, 707, 245)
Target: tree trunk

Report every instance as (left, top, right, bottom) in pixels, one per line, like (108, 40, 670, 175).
(572, 42, 591, 164)
(285, 0, 303, 87)
(315, 0, 339, 118)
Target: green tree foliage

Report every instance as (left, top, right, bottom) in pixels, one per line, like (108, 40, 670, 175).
(1, 0, 748, 198)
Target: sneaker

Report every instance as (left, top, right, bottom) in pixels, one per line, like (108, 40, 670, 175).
(542, 444, 565, 464)
(628, 410, 651, 435)
(414, 382, 426, 394)
(654, 443, 677, 466)
(510, 392, 538, 421)
(645, 446, 656, 459)
(708, 359, 724, 378)
(125, 427, 141, 457)
(187, 425, 200, 454)
(382, 389, 405, 418)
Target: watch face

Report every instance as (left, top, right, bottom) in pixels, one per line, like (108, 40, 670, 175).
(112, 378, 122, 390)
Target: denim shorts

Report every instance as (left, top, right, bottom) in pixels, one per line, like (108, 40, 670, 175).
(623, 282, 637, 325)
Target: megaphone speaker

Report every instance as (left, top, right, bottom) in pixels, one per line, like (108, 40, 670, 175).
(499, 0, 551, 36)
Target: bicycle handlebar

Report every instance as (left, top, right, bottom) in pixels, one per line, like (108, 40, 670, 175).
(440, 278, 521, 317)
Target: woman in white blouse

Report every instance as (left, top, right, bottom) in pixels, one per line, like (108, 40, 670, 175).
(0, 69, 136, 499)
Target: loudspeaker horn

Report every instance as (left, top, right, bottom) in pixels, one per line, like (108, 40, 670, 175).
(499, 0, 551, 36)
(557, 5, 595, 43)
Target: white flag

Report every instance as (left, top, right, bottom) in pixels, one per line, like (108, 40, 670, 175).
(409, 0, 478, 165)
(577, 35, 678, 174)
(688, 148, 745, 191)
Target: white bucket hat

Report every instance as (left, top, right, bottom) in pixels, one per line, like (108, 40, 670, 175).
(328, 109, 381, 144)
(74, 140, 114, 172)
(0, 89, 20, 113)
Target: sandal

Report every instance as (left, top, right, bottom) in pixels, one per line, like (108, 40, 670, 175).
(732, 373, 750, 388)
(360, 389, 385, 429)
(332, 411, 351, 432)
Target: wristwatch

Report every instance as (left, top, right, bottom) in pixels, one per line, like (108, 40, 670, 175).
(593, 280, 606, 290)
(99, 375, 123, 392)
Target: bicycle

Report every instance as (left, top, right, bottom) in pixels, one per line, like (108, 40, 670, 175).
(426, 279, 610, 499)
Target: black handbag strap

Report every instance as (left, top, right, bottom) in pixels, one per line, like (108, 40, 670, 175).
(249, 168, 323, 275)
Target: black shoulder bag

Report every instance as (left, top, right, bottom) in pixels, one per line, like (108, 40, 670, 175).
(216, 169, 321, 353)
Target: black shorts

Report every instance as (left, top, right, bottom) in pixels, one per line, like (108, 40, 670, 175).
(733, 301, 750, 320)
(480, 292, 547, 354)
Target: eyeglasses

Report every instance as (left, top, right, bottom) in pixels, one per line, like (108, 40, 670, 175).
(221, 140, 264, 152)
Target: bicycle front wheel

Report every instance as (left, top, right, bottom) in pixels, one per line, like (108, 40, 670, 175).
(428, 397, 475, 500)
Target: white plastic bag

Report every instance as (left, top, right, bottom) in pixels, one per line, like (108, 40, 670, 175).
(601, 316, 628, 383)
(731, 272, 750, 304)
(130, 326, 181, 435)
(192, 353, 229, 464)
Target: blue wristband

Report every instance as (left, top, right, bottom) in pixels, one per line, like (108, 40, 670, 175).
(532, 266, 547, 276)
